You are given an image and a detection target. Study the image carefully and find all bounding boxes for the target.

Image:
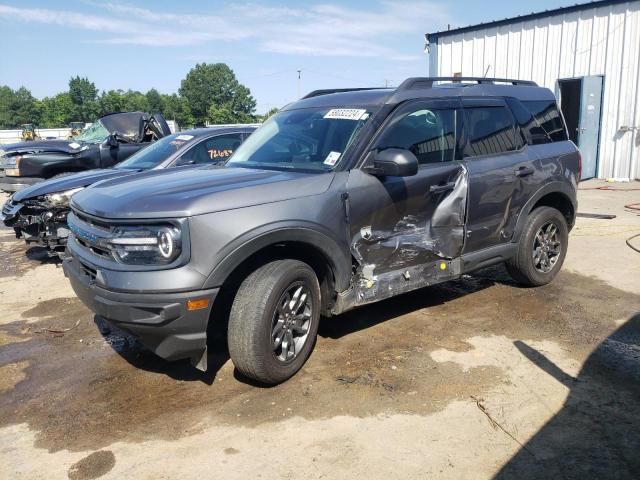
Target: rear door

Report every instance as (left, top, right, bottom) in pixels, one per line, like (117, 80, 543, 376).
(462, 98, 536, 253)
(347, 99, 468, 276)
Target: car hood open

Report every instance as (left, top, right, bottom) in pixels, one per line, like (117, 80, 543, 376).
(13, 169, 138, 202)
(71, 166, 336, 219)
(100, 111, 171, 142)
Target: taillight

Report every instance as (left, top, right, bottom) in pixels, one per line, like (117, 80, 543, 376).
(577, 151, 582, 183)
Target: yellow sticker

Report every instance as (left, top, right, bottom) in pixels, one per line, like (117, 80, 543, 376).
(440, 262, 447, 271)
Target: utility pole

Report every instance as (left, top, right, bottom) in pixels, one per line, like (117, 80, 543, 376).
(297, 69, 302, 99)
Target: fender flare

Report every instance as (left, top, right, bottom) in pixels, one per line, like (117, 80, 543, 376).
(203, 223, 352, 292)
(512, 181, 577, 242)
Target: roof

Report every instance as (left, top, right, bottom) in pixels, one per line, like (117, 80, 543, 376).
(284, 78, 555, 110)
(178, 125, 258, 137)
(426, 0, 631, 43)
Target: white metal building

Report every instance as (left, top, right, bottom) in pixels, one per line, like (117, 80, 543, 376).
(426, 0, 640, 181)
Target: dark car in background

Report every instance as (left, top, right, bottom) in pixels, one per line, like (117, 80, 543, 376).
(63, 77, 580, 385)
(0, 111, 172, 193)
(1, 126, 257, 251)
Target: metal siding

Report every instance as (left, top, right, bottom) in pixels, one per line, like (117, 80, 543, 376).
(429, 0, 640, 180)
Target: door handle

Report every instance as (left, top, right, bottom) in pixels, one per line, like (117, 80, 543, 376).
(515, 166, 535, 178)
(429, 182, 456, 194)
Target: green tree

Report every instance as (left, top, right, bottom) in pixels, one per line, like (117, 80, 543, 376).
(69, 76, 98, 122)
(179, 63, 256, 124)
(160, 93, 194, 127)
(145, 88, 163, 112)
(0, 86, 41, 128)
(39, 92, 73, 127)
(257, 107, 279, 122)
(99, 89, 126, 114)
(120, 90, 149, 112)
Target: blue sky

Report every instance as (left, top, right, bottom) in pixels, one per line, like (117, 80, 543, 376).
(0, 0, 580, 113)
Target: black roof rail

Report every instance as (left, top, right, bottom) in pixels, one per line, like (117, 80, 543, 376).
(397, 77, 538, 90)
(301, 87, 388, 99)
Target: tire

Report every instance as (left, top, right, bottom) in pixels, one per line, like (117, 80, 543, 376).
(505, 206, 568, 287)
(228, 259, 321, 384)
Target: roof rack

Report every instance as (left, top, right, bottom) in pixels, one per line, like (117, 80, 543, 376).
(301, 87, 388, 99)
(397, 77, 538, 90)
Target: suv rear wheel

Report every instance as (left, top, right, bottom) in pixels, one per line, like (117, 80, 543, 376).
(227, 259, 321, 384)
(505, 206, 568, 287)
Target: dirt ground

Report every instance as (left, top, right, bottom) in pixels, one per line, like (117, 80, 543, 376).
(0, 180, 639, 480)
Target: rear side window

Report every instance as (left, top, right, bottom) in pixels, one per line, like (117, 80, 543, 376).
(180, 133, 243, 164)
(376, 108, 458, 165)
(463, 106, 521, 157)
(523, 101, 568, 142)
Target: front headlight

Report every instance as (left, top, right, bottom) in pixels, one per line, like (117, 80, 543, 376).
(44, 187, 84, 207)
(3, 155, 21, 176)
(108, 224, 182, 265)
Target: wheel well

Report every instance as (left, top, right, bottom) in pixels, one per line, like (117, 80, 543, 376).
(531, 192, 575, 229)
(208, 241, 338, 336)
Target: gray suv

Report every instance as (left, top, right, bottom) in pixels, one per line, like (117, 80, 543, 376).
(63, 77, 581, 384)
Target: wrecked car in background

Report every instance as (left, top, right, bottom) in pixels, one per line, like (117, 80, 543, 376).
(63, 77, 580, 385)
(1, 126, 256, 252)
(0, 111, 172, 193)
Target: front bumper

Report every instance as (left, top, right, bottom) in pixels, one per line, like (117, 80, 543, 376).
(1, 198, 69, 250)
(0, 175, 45, 193)
(63, 254, 218, 370)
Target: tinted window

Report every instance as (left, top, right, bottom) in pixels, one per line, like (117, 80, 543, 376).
(181, 133, 243, 164)
(464, 106, 520, 157)
(523, 101, 568, 142)
(376, 108, 458, 164)
(115, 133, 193, 170)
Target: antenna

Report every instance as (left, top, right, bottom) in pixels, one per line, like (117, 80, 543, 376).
(297, 69, 302, 99)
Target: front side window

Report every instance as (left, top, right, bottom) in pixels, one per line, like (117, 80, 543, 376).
(227, 107, 375, 172)
(180, 134, 243, 164)
(464, 106, 521, 157)
(375, 107, 458, 164)
(115, 133, 193, 170)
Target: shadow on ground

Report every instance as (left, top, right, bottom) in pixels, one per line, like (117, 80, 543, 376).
(495, 313, 640, 479)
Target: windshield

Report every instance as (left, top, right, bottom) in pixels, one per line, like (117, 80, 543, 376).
(75, 121, 109, 144)
(227, 107, 374, 172)
(115, 133, 194, 170)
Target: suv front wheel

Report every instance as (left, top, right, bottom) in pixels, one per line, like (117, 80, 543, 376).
(228, 259, 321, 384)
(506, 206, 569, 287)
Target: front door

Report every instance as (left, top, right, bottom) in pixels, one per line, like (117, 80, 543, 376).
(346, 99, 468, 301)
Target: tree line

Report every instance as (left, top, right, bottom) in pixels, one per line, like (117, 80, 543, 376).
(0, 63, 275, 129)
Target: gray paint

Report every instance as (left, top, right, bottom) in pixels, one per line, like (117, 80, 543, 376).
(63, 82, 580, 370)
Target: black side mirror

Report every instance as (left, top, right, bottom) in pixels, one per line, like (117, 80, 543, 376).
(106, 133, 119, 148)
(364, 148, 419, 177)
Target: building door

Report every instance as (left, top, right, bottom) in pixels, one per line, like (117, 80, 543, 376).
(558, 76, 603, 180)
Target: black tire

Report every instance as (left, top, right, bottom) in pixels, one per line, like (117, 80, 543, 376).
(228, 259, 321, 385)
(505, 206, 569, 287)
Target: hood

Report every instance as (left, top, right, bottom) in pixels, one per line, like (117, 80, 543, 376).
(71, 166, 335, 219)
(13, 169, 136, 201)
(100, 111, 171, 141)
(0, 139, 86, 157)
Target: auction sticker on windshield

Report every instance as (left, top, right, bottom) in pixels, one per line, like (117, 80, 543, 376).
(176, 134, 194, 141)
(324, 109, 367, 121)
(323, 151, 341, 166)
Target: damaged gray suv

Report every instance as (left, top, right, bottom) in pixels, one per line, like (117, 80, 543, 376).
(63, 77, 580, 384)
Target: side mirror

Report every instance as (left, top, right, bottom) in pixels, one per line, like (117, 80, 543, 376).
(106, 133, 119, 148)
(364, 148, 418, 177)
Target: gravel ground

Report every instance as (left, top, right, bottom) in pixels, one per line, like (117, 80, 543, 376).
(0, 180, 638, 480)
